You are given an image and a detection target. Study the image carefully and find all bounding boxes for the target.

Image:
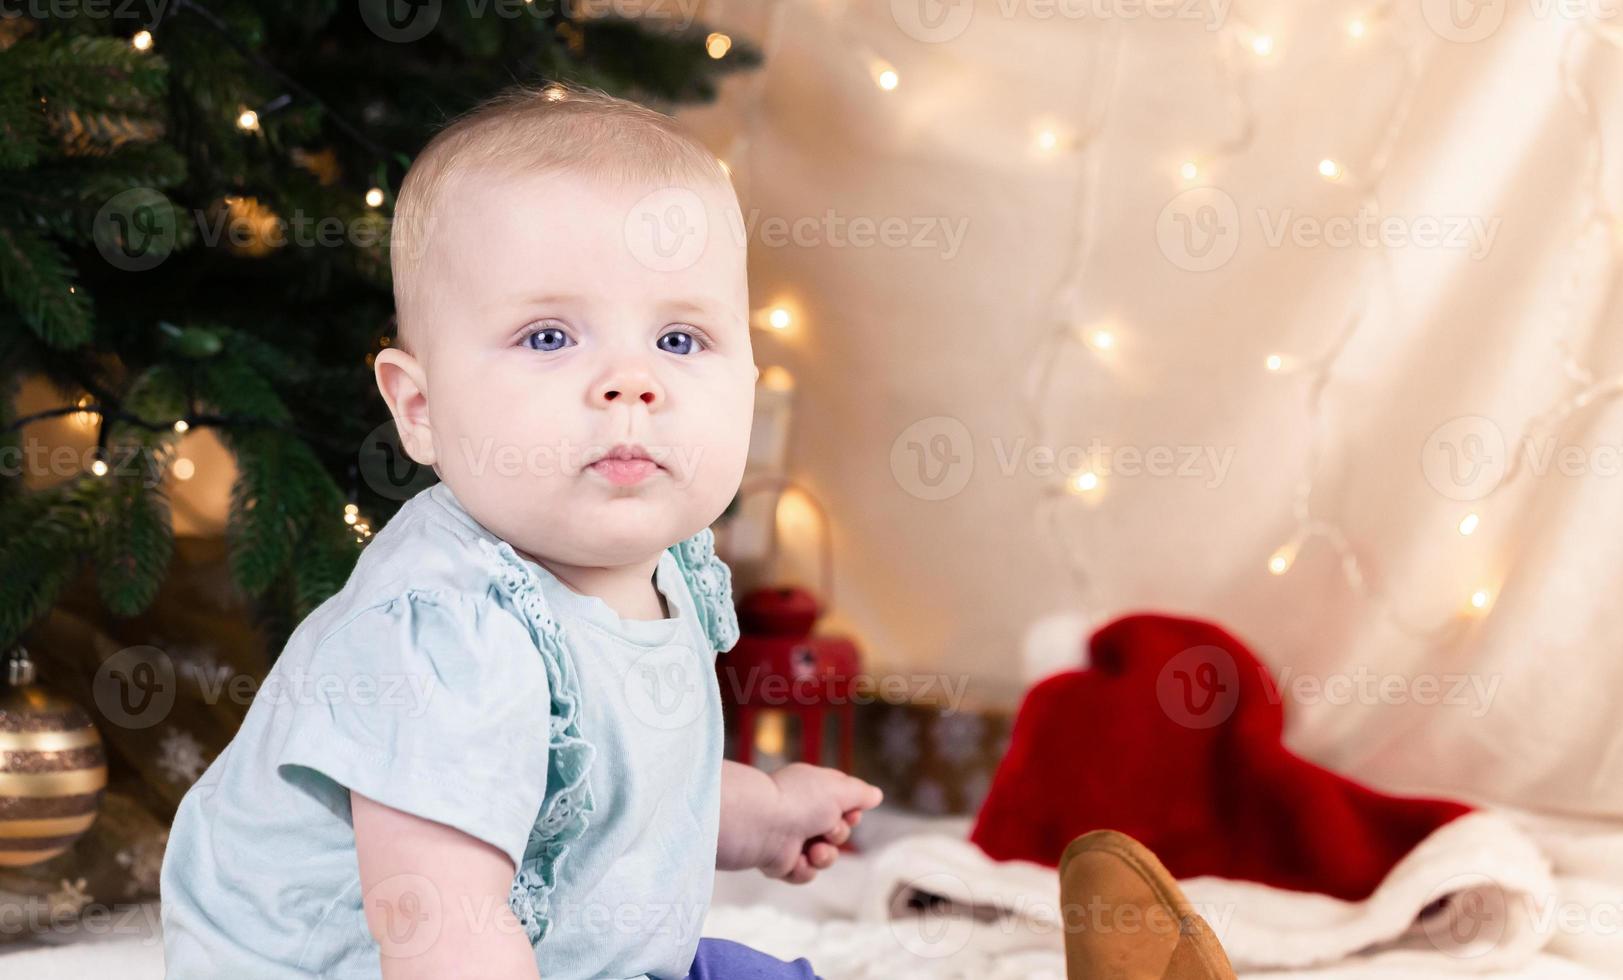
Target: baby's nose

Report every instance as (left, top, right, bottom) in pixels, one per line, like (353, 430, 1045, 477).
(592, 368, 664, 408)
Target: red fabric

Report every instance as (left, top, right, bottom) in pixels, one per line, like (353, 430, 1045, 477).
(969, 613, 1471, 901)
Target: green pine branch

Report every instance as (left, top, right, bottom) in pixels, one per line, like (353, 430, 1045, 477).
(2, 2, 763, 651)
(0, 478, 107, 649)
(0, 222, 93, 347)
(2, 34, 168, 112)
(96, 469, 175, 616)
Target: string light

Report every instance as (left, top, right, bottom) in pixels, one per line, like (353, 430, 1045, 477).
(172, 458, 195, 481)
(1262, 11, 1447, 640)
(1267, 540, 1299, 576)
(1068, 470, 1101, 495)
(90, 458, 108, 477)
(1023, 22, 1125, 607)
(760, 365, 796, 392)
(131, 30, 153, 51)
(706, 32, 732, 59)
(801, 2, 1588, 641)
(364, 187, 384, 208)
(541, 83, 567, 102)
(236, 109, 260, 132)
(722, 5, 796, 416)
(1024, 15, 1470, 639)
(874, 64, 899, 91)
(72, 395, 97, 428)
(173, 419, 189, 433)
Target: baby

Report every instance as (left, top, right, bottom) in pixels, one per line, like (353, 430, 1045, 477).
(160, 83, 882, 979)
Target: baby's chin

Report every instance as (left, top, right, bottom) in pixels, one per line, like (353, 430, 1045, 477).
(510, 496, 698, 568)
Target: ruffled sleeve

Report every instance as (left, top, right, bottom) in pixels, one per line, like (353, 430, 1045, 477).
(668, 525, 740, 655)
(273, 586, 552, 874)
(474, 537, 598, 946)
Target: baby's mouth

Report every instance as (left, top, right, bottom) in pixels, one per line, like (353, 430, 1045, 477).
(587, 443, 665, 487)
(589, 457, 661, 486)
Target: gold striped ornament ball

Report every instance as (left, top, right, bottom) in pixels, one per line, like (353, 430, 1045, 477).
(0, 647, 106, 867)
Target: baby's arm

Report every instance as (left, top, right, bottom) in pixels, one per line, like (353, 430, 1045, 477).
(717, 760, 883, 884)
(354, 790, 542, 979)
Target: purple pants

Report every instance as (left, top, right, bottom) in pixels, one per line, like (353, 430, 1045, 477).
(683, 937, 822, 979)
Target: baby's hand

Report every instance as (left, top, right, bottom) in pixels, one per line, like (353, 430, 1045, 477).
(759, 762, 883, 884)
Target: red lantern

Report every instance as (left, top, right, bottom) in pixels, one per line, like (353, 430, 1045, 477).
(716, 477, 861, 772)
(721, 587, 859, 771)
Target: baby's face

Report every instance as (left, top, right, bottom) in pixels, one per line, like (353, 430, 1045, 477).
(403, 167, 755, 568)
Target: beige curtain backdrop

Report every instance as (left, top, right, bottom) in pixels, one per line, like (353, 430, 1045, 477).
(682, 0, 1623, 819)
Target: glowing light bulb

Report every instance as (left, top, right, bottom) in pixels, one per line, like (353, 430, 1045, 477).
(755, 711, 786, 756)
(1069, 470, 1100, 494)
(876, 67, 899, 91)
(236, 109, 260, 132)
(72, 395, 97, 428)
(173, 457, 195, 481)
(132, 30, 153, 51)
(344, 503, 359, 516)
(1458, 513, 1480, 536)
(1265, 354, 1284, 372)
(1251, 34, 1274, 57)
(760, 365, 795, 392)
(173, 419, 189, 433)
(767, 307, 792, 331)
(344, 511, 358, 525)
(365, 187, 385, 208)
(90, 458, 108, 477)
(706, 32, 732, 59)
(1318, 158, 1342, 180)
(541, 84, 567, 102)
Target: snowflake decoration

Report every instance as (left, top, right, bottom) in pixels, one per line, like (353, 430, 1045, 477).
(116, 832, 166, 896)
(176, 645, 230, 691)
(158, 728, 209, 786)
(933, 712, 985, 766)
(877, 711, 919, 772)
(48, 877, 92, 918)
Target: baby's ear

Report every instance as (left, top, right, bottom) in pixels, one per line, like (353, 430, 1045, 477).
(373, 347, 437, 467)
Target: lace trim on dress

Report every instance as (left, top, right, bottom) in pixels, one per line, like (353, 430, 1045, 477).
(477, 525, 737, 945)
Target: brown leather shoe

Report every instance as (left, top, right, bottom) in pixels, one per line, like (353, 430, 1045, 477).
(1059, 830, 1237, 980)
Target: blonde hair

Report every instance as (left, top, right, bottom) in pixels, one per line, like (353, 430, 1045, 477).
(388, 81, 732, 353)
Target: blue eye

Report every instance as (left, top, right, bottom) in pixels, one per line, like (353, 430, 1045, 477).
(658, 329, 703, 356)
(523, 324, 575, 352)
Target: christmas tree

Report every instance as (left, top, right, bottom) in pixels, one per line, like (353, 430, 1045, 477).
(0, 2, 759, 654)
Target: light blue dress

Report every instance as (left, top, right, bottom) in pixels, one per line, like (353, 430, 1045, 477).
(159, 480, 740, 979)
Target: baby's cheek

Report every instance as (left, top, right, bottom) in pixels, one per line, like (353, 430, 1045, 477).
(688, 416, 751, 496)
